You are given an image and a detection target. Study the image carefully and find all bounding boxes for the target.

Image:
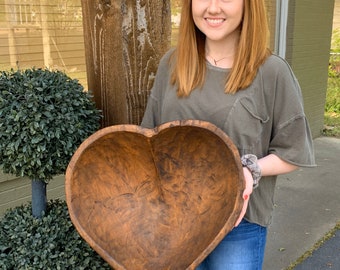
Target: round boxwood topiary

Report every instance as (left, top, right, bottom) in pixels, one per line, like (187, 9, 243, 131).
(0, 68, 101, 180)
(0, 200, 111, 269)
(0, 68, 101, 217)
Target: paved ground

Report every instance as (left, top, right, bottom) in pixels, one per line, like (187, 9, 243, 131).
(263, 137, 340, 270)
(294, 229, 340, 270)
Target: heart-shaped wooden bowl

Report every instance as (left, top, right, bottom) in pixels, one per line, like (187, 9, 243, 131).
(65, 120, 244, 270)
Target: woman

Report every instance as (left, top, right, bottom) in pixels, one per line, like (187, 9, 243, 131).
(141, 0, 315, 269)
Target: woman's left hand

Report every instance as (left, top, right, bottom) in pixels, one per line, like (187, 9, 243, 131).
(233, 154, 298, 227)
(234, 167, 254, 227)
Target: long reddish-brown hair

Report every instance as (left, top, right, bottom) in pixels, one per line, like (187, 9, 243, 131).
(170, 0, 271, 97)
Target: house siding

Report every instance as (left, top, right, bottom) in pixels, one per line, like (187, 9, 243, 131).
(286, 0, 335, 138)
(0, 172, 65, 215)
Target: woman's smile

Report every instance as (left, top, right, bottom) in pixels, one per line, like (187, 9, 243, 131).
(205, 18, 226, 27)
(192, 0, 244, 43)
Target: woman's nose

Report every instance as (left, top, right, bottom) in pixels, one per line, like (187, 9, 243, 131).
(207, 0, 222, 14)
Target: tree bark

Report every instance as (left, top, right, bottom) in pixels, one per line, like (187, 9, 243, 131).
(81, 0, 171, 126)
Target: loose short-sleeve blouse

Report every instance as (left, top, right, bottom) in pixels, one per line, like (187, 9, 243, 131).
(141, 50, 315, 226)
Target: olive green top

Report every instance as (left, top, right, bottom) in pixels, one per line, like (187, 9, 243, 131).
(141, 50, 316, 226)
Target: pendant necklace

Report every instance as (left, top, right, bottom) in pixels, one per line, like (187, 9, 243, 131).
(207, 55, 230, 66)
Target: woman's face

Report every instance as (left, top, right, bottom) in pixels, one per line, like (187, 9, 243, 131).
(192, 0, 244, 44)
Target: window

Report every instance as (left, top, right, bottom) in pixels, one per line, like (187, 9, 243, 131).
(265, 0, 278, 53)
(0, 0, 87, 87)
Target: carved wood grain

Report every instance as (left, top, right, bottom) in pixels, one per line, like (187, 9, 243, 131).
(81, 0, 171, 126)
(66, 120, 245, 269)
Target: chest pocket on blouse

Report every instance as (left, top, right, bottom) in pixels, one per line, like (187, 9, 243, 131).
(224, 96, 269, 153)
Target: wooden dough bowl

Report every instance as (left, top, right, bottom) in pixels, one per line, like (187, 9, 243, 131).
(65, 120, 245, 270)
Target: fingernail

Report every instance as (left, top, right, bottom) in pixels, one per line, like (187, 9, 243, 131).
(244, 195, 249, 200)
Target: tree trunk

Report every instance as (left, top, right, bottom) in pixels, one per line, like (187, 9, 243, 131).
(81, 0, 171, 127)
(31, 179, 47, 218)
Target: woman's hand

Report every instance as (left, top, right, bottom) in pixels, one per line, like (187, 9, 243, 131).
(234, 167, 254, 227)
(233, 154, 298, 227)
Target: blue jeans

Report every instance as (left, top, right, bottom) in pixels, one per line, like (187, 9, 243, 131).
(196, 219, 267, 270)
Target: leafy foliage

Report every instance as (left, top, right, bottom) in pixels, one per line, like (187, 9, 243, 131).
(0, 200, 111, 269)
(325, 77, 340, 113)
(331, 29, 340, 53)
(327, 30, 340, 114)
(0, 68, 101, 181)
(329, 29, 340, 78)
(323, 76, 340, 138)
(324, 29, 340, 137)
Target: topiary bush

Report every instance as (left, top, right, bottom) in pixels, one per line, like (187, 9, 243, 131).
(0, 200, 111, 270)
(0, 68, 101, 180)
(0, 68, 102, 217)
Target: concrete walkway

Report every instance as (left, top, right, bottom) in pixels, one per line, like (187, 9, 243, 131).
(264, 137, 340, 270)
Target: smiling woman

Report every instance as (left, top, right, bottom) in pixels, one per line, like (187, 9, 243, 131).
(141, 0, 316, 269)
(192, 0, 244, 69)
(170, 0, 277, 47)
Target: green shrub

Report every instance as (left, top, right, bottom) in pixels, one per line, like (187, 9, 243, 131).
(0, 200, 111, 270)
(0, 68, 101, 181)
